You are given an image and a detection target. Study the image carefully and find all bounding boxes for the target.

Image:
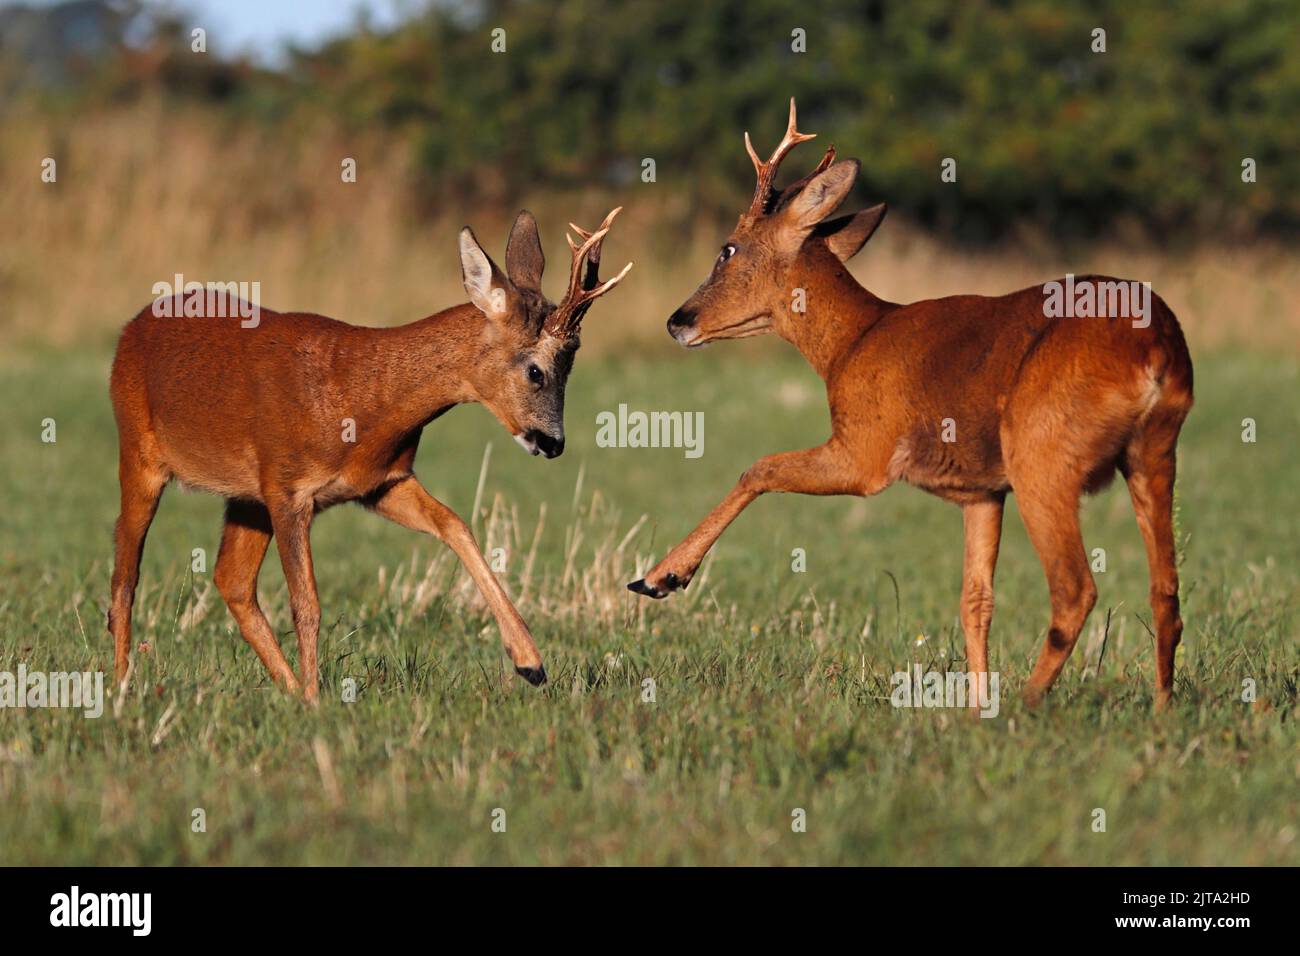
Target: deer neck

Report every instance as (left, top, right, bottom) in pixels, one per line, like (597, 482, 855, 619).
(774, 250, 894, 380)
(364, 304, 487, 431)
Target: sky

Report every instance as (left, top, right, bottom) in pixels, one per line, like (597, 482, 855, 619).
(182, 0, 410, 60)
(27, 0, 413, 63)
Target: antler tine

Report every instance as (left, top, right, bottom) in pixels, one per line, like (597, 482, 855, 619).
(571, 207, 622, 291)
(745, 97, 818, 217)
(585, 260, 633, 299)
(569, 205, 623, 243)
(563, 226, 610, 303)
(744, 130, 762, 175)
(547, 208, 632, 338)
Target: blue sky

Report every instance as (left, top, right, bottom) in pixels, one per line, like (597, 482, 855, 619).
(184, 0, 408, 59)
(28, 0, 411, 62)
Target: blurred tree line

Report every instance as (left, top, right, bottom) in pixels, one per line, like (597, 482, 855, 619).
(4, 0, 1297, 240)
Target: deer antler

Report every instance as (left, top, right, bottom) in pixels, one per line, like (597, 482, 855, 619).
(744, 97, 819, 217)
(546, 206, 633, 340)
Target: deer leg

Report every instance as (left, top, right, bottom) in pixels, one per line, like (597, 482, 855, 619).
(1017, 485, 1098, 706)
(628, 442, 858, 598)
(1122, 421, 1184, 711)
(960, 496, 1004, 707)
(214, 500, 300, 693)
(267, 500, 321, 704)
(108, 457, 167, 682)
(366, 477, 546, 685)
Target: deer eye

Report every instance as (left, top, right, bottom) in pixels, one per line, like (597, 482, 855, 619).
(716, 243, 737, 268)
(527, 363, 545, 386)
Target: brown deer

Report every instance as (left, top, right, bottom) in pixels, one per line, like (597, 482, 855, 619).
(109, 209, 630, 701)
(628, 100, 1193, 709)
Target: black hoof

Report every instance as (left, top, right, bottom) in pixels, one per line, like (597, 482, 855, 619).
(515, 665, 547, 687)
(626, 578, 665, 599)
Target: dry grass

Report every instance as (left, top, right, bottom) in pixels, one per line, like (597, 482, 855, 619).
(3, 101, 1297, 356)
(369, 448, 714, 636)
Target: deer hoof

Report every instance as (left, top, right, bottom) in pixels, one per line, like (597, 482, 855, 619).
(626, 578, 666, 599)
(514, 665, 548, 687)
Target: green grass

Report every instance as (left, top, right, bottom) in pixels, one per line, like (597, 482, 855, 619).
(0, 343, 1296, 865)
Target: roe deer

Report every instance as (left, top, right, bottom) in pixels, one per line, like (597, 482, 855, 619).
(109, 209, 631, 701)
(628, 100, 1193, 709)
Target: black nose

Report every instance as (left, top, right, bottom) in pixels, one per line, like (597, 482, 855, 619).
(667, 307, 696, 334)
(527, 429, 564, 459)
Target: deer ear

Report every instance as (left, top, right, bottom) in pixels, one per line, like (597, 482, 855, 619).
(782, 160, 860, 234)
(505, 209, 545, 294)
(459, 227, 511, 319)
(815, 203, 887, 261)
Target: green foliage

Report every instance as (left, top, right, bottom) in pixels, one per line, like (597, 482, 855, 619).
(6, 0, 1297, 239)
(286, 0, 1300, 238)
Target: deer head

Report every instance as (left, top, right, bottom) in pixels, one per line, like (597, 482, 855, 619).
(666, 99, 886, 347)
(459, 208, 631, 457)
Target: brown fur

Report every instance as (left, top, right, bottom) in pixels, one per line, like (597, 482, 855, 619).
(629, 101, 1192, 709)
(108, 210, 630, 700)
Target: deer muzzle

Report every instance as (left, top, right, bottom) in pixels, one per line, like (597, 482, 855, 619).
(516, 428, 565, 458)
(667, 306, 701, 346)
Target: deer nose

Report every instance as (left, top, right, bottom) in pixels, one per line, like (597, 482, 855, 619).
(667, 307, 697, 334)
(527, 429, 564, 459)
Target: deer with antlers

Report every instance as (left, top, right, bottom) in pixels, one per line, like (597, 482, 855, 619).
(109, 209, 630, 701)
(628, 100, 1193, 709)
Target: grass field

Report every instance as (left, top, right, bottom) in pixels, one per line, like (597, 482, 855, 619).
(0, 342, 1296, 865)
